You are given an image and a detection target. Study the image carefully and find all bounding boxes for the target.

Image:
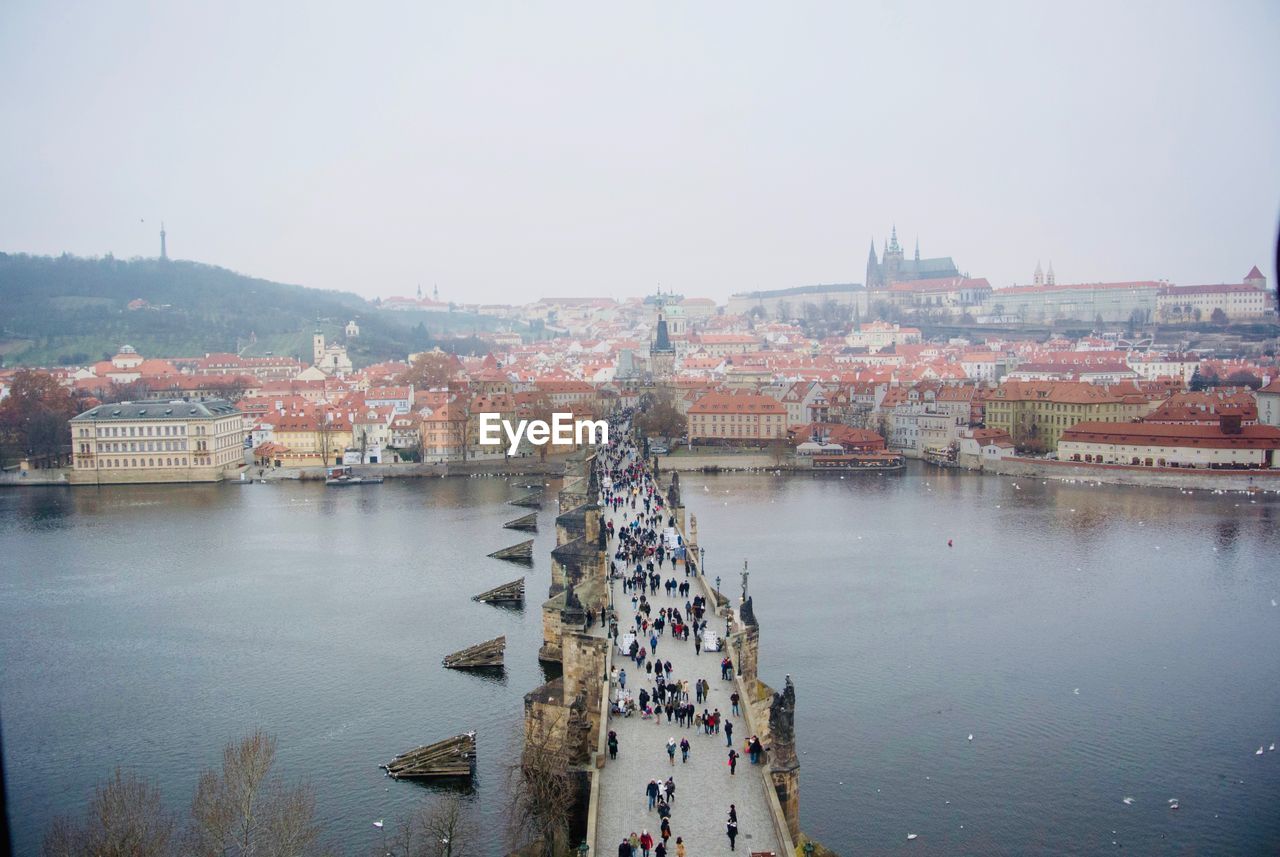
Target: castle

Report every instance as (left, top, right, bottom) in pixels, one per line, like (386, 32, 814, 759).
(865, 226, 960, 289)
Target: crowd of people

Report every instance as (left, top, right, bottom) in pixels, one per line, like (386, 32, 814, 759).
(597, 417, 767, 855)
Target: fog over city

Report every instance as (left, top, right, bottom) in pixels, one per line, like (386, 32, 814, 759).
(1, 1, 1277, 302)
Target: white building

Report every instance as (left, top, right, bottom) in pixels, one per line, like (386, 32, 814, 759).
(70, 399, 246, 483)
(1058, 420, 1280, 469)
(1257, 380, 1280, 428)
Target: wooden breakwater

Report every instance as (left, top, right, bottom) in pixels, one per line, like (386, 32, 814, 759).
(382, 732, 476, 779)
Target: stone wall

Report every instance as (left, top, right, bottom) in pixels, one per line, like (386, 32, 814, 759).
(986, 455, 1280, 491)
(67, 464, 238, 484)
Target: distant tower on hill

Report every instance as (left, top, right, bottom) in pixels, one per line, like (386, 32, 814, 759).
(1033, 261, 1044, 286)
(1046, 262, 1056, 286)
(160, 222, 168, 260)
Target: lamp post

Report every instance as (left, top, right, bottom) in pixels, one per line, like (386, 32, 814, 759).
(699, 546, 705, 577)
(715, 575, 721, 596)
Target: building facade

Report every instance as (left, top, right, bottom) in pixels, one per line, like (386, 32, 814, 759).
(70, 399, 245, 484)
(984, 381, 1152, 452)
(687, 392, 787, 444)
(1058, 420, 1280, 469)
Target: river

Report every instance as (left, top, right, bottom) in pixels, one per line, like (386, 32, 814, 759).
(2, 465, 1278, 855)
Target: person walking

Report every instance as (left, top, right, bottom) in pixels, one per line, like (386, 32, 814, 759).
(730, 691, 740, 715)
(665, 776, 675, 805)
(646, 779, 659, 810)
(619, 668, 627, 690)
(726, 819, 738, 851)
(725, 719, 734, 747)
(679, 736, 690, 763)
(608, 730, 618, 760)
(639, 829, 653, 857)
(675, 837, 685, 857)
(666, 737, 676, 765)
(617, 837, 632, 857)
(728, 748, 739, 775)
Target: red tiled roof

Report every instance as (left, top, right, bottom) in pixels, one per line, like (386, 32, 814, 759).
(688, 392, 785, 415)
(1061, 422, 1280, 449)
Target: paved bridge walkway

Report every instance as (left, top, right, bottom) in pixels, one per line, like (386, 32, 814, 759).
(594, 455, 783, 856)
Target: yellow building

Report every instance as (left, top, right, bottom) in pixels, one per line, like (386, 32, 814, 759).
(70, 399, 245, 484)
(269, 411, 353, 466)
(687, 392, 787, 444)
(984, 381, 1153, 452)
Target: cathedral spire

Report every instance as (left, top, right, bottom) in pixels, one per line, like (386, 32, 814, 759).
(866, 238, 879, 289)
(914, 236, 919, 262)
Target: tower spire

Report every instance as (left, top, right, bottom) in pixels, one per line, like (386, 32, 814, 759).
(159, 221, 167, 261)
(914, 236, 919, 262)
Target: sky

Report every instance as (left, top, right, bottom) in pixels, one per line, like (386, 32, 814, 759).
(1, 1, 1278, 304)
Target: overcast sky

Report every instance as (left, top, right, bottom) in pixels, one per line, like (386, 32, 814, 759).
(2, 1, 1277, 304)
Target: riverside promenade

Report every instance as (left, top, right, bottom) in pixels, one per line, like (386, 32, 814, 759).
(592, 446, 787, 855)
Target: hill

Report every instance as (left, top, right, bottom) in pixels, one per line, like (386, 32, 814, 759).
(0, 252, 508, 367)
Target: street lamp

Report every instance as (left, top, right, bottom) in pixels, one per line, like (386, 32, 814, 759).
(715, 575, 721, 595)
(699, 546, 705, 577)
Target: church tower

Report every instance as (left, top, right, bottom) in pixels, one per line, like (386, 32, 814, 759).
(866, 239, 880, 289)
(313, 330, 326, 365)
(160, 222, 168, 261)
(883, 225, 904, 284)
(1046, 262, 1056, 286)
(1034, 261, 1044, 286)
(651, 313, 675, 381)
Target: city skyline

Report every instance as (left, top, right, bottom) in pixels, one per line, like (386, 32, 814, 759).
(1, 1, 1277, 303)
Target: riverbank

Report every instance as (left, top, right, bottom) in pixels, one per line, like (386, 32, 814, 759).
(661, 449, 1280, 492)
(0, 456, 569, 488)
(969, 454, 1280, 492)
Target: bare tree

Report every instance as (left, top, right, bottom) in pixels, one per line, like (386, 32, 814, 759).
(383, 796, 476, 857)
(315, 410, 339, 467)
(507, 718, 577, 857)
(446, 394, 473, 461)
(42, 768, 177, 857)
(189, 730, 323, 857)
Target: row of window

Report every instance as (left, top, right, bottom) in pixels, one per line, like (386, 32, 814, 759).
(1070, 452, 1265, 467)
(83, 457, 191, 468)
(87, 424, 189, 438)
(91, 440, 190, 453)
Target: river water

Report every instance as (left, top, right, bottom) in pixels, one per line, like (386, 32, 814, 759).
(2, 466, 1279, 855)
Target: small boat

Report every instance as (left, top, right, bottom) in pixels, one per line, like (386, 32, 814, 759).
(325, 465, 384, 486)
(810, 452, 906, 472)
